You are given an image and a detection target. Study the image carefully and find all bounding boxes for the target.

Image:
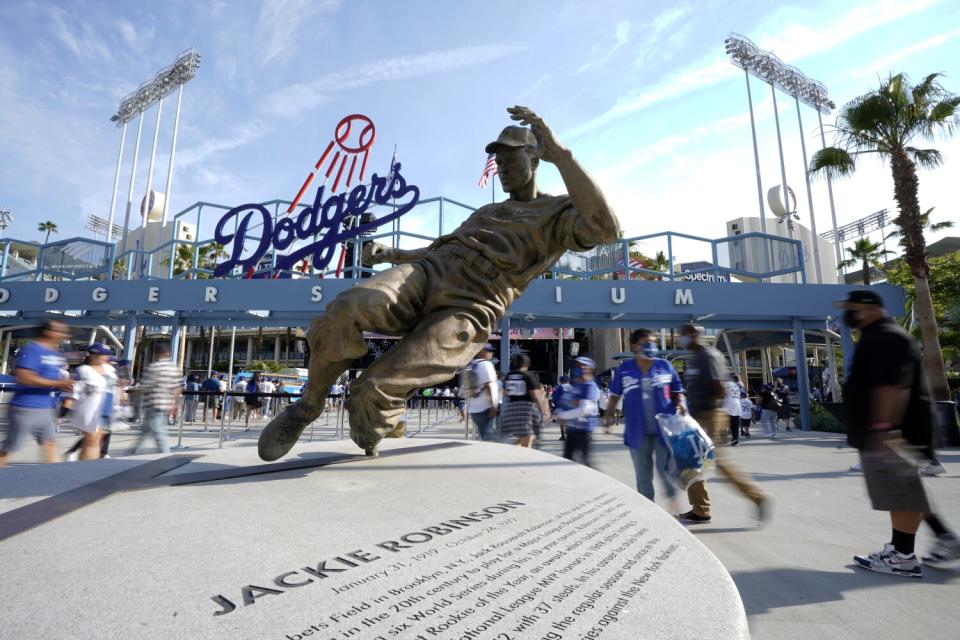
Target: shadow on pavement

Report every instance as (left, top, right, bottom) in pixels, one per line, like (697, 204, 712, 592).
(732, 565, 960, 616)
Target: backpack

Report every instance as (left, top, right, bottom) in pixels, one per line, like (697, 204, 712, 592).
(461, 361, 484, 399)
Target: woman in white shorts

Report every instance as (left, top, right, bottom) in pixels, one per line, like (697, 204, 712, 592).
(71, 343, 113, 461)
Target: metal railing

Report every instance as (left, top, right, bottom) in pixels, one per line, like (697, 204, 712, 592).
(0, 194, 807, 284)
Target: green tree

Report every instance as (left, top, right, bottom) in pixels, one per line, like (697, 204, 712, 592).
(809, 72, 959, 400)
(162, 242, 228, 279)
(37, 221, 58, 244)
(837, 238, 891, 286)
(886, 251, 960, 356)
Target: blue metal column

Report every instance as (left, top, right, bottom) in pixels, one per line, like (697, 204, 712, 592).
(171, 322, 183, 365)
(499, 315, 510, 377)
(122, 316, 137, 362)
(840, 321, 855, 378)
(793, 318, 811, 430)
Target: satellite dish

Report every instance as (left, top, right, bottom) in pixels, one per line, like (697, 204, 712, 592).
(766, 185, 796, 218)
(140, 190, 166, 222)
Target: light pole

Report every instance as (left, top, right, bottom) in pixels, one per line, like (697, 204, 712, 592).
(110, 49, 201, 255)
(0, 209, 12, 240)
(725, 33, 836, 284)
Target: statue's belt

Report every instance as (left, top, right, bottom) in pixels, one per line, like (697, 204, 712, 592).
(434, 242, 501, 279)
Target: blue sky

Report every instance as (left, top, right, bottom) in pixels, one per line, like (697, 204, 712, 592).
(1, 0, 958, 261)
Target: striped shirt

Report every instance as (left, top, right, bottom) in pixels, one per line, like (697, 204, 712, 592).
(140, 357, 183, 412)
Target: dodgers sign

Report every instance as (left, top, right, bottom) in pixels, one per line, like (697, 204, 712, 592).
(212, 114, 421, 277)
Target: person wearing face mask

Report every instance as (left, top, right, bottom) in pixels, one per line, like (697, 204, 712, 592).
(837, 290, 960, 576)
(677, 324, 771, 525)
(606, 329, 685, 511)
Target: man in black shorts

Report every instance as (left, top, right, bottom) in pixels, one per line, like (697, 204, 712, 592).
(839, 290, 960, 576)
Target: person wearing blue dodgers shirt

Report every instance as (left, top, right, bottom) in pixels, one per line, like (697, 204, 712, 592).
(606, 329, 686, 511)
(556, 356, 601, 467)
(0, 319, 74, 468)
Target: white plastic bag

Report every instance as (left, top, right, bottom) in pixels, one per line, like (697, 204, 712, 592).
(656, 412, 716, 490)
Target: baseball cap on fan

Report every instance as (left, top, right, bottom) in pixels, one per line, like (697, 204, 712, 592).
(485, 126, 537, 154)
(87, 342, 112, 355)
(573, 356, 596, 371)
(833, 290, 884, 308)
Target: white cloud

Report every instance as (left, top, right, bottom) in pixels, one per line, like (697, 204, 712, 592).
(179, 43, 527, 169)
(567, 0, 941, 138)
(577, 19, 633, 73)
(257, 0, 341, 67)
(841, 27, 960, 81)
(49, 8, 112, 61)
(178, 119, 272, 169)
(264, 44, 529, 119)
(115, 19, 137, 48)
(634, 4, 692, 68)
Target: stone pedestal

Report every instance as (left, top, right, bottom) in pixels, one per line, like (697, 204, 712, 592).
(0, 440, 747, 639)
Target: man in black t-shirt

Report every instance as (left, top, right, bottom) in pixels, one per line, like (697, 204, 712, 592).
(839, 290, 960, 576)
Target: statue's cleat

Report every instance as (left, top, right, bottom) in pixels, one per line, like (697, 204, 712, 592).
(364, 445, 380, 458)
(258, 404, 314, 461)
(385, 420, 406, 439)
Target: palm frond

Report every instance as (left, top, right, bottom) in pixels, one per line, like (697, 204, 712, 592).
(912, 72, 946, 104)
(808, 147, 856, 180)
(906, 147, 944, 169)
(837, 259, 856, 271)
(930, 221, 955, 232)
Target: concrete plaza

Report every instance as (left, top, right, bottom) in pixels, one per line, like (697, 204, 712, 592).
(3, 410, 959, 639)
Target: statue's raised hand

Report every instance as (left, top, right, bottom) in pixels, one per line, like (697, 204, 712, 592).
(362, 241, 392, 265)
(507, 106, 566, 164)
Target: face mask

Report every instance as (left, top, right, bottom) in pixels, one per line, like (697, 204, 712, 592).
(842, 309, 860, 328)
(677, 335, 692, 349)
(641, 343, 658, 358)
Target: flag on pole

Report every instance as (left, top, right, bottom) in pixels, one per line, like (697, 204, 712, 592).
(478, 153, 497, 188)
(386, 145, 398, 184)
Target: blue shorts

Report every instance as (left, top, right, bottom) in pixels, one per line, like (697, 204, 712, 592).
(2, 405, 57, 452)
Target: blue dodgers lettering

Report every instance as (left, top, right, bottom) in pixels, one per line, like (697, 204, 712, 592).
(213, 162, 419, 277)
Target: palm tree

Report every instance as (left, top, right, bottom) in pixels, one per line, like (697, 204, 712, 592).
(652, 250, 669, 280)
(809, 72, 959, 401)
(203, 242, 228, 270)
(885, 206, 954, 248)
(837, 238, 891, 286)
(38, 221, 58, 244)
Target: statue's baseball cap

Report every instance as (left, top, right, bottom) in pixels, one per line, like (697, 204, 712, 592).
(833, 289, 883, 308)
(485, 126, 537, 154)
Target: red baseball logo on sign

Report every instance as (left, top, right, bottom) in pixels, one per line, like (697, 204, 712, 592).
(286, 114, 377, 214)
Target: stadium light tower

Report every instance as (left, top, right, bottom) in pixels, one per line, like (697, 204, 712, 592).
(724, 33, 839, 284)
(110, 49, 201, 255)
(0, 208, 12, 240)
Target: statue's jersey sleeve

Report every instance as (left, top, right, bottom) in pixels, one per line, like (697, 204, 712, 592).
(447, 194, 599, 287)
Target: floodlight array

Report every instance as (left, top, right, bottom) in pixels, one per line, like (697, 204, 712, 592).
(110, 49, 201, 125)
(819, 209, 888, 243)
(724, 34, 834, 113)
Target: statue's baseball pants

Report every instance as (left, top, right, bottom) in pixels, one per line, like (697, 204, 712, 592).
(299, 247, 511, 450)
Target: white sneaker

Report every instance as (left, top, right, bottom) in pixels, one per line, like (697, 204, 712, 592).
(854, 543, 922, 578)
(923, 533, 960, 569)
(920, 461, 946, 476)
(849, 462, 862, 472)
(102, 454, 111, 459)
(63, 451, 79, 462)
